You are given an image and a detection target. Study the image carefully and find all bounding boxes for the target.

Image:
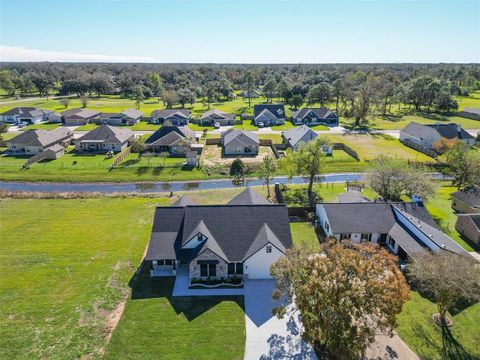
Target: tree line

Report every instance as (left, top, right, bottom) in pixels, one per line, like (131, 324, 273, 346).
(0, 63, 479, 123)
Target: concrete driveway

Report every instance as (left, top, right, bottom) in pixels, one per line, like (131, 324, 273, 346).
(244, 280, 317, 360)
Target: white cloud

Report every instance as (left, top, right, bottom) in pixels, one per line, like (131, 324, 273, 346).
(0, 45, 158, 63)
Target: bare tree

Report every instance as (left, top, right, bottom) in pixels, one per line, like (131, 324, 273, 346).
(80, 95, 88, 108)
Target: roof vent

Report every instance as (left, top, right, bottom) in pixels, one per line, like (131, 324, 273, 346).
(429, 234, 433, 238)
(441, 244, 446, 248)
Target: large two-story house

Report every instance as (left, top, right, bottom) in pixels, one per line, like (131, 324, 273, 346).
(144, 188, 292, 281)
(253, 104, 285, 126)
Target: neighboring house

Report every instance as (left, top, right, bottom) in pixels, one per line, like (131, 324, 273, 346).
(291, 108, 339, 126)
(455, 214, 480, 245)
(242, 89, 261, 99)
(228, 187, 270, 205)
(75, 125, 133, 153)
(61, 108, 101, 126)
(0, 107, 59, 125)
(6, 128, 73, 155)
(451, 186, 480, 213)
(144, 192, 291, 281)
(221, 128, 259, 155)
(96, 109, 143, 126)
(282, 125, 332, 154)
(399, 122, 475, 149)
(316, 200, 468, 261)
(458, 107, 480, 121)
(199, 109, 236, 126)
(144, 126, 196, 155)
(253, 104, 285, 126)
(150, 109, 191, 125)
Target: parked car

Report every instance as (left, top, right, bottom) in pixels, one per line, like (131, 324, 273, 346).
(17, 122, 28, 128)
(258, 121, 264, 128)
(214, 122, 221, 129)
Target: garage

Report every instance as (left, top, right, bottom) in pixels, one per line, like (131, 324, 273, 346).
(243, 243, 284, 279)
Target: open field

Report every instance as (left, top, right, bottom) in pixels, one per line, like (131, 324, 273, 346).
(397, 291, 480, 360)
(19, 122, 62, 131)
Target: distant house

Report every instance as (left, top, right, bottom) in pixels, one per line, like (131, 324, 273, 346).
(221, 129, 259, 155)
(455, 214, 480, 245)
(61, 108, 101, 126)
(291, 108, 339, 127)
(6, 128, 73, 155)
(144, 126, 196, 155)
(0, 107, 59, 125)
(144, 188, 291, 281)
(451, 186, 480, 214)
(97, 109, 143, 126)
(282, 125, 332, 154)
(150, 109, 191, 125)
(253, 104, 285, 126)
(199, 109, 236, 126)
(242, 89, 261, 99)
(399, 122, 475, 149)
(316, 201, 469, 262)
(75, 125, 134, 153)
(458, 107, 480, 121)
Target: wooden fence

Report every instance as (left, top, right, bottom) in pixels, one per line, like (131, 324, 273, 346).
(23, 151, 47, 169)
(333, 143, 359, 161)
(400, 139, 438, 159)
(110, 146, 131, 169)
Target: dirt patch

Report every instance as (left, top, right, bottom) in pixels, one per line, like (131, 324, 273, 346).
(202, 145, 274, 166)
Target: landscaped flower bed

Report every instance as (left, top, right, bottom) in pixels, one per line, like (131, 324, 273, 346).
(189, 277, 243, 289)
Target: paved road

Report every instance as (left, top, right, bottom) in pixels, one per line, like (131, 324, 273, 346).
(244, 280, 316, 360)
(366, 332, 420, 360)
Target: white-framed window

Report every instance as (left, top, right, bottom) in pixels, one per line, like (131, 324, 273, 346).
(266, 245, 272, 253)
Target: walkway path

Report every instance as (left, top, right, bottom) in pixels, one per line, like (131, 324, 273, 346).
(244, 280, 316, 360)
(366, 331, 420, 360)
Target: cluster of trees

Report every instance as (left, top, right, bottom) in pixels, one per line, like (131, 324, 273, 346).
(1, 63, 479, 120)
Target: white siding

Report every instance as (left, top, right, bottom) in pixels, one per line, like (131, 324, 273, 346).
(244, 244, 283, 279)
(315, 204, 334, 237)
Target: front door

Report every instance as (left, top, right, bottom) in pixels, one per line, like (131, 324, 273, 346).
(208, 263, 216, 277)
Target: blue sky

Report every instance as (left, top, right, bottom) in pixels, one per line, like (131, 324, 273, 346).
(0, 0, 479, 63)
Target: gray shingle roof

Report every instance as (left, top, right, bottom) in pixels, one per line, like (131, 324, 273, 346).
(401, 121, 474, 141)
(291, 108, 337, 119)
(7, 127, 72, 147)
(336, 192, 370, 203)
(200, 109, 236, 121)
(283, 125, 317, 147)
(320, 201, 437, 234)
(451, 186, 480, 208)
(227, 187, 270, 205)
(243, 223, 286, 260)
(145, 126, 195, 146)
(61, 108, 101, 119)
(253, 104, 285, 119)
(221, 129, 259, 146)
(387, 223, 428, 257)
(151, 109, 191, 119)
(145, 204, 292, 262)
(76, 125, 133, 143)
(1, 107, 50, 117)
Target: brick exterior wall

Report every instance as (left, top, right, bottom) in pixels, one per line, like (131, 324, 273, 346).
(455, 216, 480, 244)
(189, 248, 228, 279)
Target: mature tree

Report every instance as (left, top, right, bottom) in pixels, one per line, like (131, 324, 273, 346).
(130, 137, 146, 153)
(0, 70, 15, 96)
(331, 78, 344, 113)
(163, 90, 179, 109)
(131, 84, 145, 109)
(407, 252, 480, 326)
(217, 77, 234, 100)
(231, 157, 246, 186)
(29, 72, 55, 97)
(80, 95, 88, 108)
(205, 85, 218, 109)
(244, 70, 256, 107)
(177, 88, 196, 107)
(444, 141, 480, 189)
(352, 79, 375, 127)
(276, 78, 290, 103)
(258, 155, 277, 199)
(271, 241, 410, 360)
(263, 77, 277, 102)
(281, 137, 331, 207)
(90, 71, 114, 97)
(59, 98, 70, 109)
(307, 82, 332, 107)
(289, 94, 304, 110)
(366, 155, 436, 201)
(60, 71, 91, 97)
(432, 138, 459, 155)
(146, 72, 164, 102)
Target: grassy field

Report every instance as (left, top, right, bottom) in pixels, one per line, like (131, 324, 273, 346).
(19, 122, 62, 131)
(290, 223, 319, 249)
(425, 185, 480, 252)
(397, 291, 480, 360)
(0, 197, 170, 359)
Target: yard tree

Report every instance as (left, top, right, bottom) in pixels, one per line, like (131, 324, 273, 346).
(131, 84, 145, 109)
(444, 141, 480, 189)
(289, 94, 304, 110)
(281, 137, 331, 207)
(366, 155, 436, 201)
(90, 71, 114, 97)
(177, 88, 196, 107)
(146, 72, 164, 102)
(163, 90, 179, 108)
(217, 77, 234, 100)
(244, 70, 256, 107)
(231, 157, 246, 186)
(258, 155, 277, 199)
(307, 82, 332, 107)
(130, 137, 146, 153)
(80, 95, 88, 108)
(276, 78, 290, 103)
(331, 78, 344, 112)
(59, 98, 70, 109)
(352, 79, 375, 127)
(432, 138, 459, 154)
(407, 252, 480, 326)
(205, 85, 218, 108)
(29, 72, 55, 98)
(0, 70, 15, 95)
(263, 77, 277, 102)
(271, 241, 410, 360)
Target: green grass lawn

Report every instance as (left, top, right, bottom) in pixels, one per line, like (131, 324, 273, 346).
(290, 223, 319, 249)
(0, 197, 170, 359)
(258, 134, 283, 144)
(425, 185, 480, 252)
(104, 272, 245, 360)
(234, 120, 259, 131)
(76, 123, 99, 131)
(129, 121, 160, 131)
(188, 123, 215, 131)
(397, 291, 480, 360)
(456, 90, 480, 111)
(19, 122, 62, 131)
